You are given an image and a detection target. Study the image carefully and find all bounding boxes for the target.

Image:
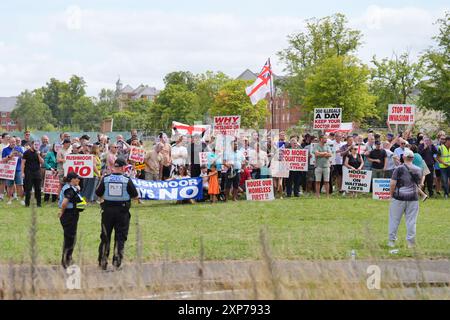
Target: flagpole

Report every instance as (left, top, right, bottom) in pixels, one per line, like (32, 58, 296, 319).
(268, 58, 275, 130)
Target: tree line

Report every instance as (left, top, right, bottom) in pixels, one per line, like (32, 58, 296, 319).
(11, 12, 449, 133)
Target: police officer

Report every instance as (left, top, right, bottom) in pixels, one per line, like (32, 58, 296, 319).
(58, 171, 86, 269)
(96, 157, 139, 270)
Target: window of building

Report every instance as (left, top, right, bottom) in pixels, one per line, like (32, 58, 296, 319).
(1, 121, 6, 126)
(1, 112, 7, 118)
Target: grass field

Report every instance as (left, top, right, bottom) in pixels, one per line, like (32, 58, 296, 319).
(0, 196, 448, 265)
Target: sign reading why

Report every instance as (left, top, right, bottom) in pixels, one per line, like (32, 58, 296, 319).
(342, 167, 372, 193)
(372, 179, 391, 200)
(132, 177, 203, 201)
(43, 170, 60, 195)
(245, 178, 274, 201)
(313, 108, 342, 130)
(64, 155, 94, 178)
(0, 157, 18, 180)
(129, 147, 146, 163)
(280, 149, 309, 171)
(213, 115, 241, 136)
(388, 104, 416, 124)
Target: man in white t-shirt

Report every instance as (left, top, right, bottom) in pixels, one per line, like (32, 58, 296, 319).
(329, 132, 346, 192)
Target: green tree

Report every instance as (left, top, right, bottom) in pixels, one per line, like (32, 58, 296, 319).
(419, 12, 450, 118)
(11, 90, 55, 130)
(42, 78, 67, 121)
(194, 71, 231, 122)
(71, 96, 105, 131)
(304, 55, 377, 124)
(163, 71, 197, 91)
(210, 80, 269, 128)
(370, 52, 424, 124)
(278, 13, 363, 106)
(96, 88, 119, 114)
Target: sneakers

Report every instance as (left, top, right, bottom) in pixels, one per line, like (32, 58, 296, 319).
(20, 200, 26, 206)
(388, 241, 396, 248)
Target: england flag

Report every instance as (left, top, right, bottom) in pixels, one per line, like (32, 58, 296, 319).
(245, 59, 273, 105)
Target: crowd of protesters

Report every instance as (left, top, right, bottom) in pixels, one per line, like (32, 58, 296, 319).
(0, 127, 449, 207)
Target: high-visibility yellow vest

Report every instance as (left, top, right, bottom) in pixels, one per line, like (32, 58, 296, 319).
(438, 145, 450, 168)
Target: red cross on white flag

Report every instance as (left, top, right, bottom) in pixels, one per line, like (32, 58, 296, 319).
(245, 59, 273, 105)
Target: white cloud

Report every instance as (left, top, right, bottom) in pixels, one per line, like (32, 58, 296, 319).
(0, 5, 447, 97)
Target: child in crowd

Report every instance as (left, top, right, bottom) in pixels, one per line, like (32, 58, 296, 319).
(208, 164, 220, 203)
(200, 165, 209, 202)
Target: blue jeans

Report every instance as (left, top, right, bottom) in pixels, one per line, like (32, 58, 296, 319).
(440, 166, 450, 196)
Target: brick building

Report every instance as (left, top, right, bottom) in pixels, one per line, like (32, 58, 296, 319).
(236, 69, 303, 130)
(0, 97, 20, 131)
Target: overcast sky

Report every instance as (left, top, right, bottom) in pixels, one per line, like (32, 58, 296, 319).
(0, 0, 448, 96)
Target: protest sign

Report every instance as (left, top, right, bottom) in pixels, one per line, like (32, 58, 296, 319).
(199, 152, 209, 166)
(270, 160, 290, 178)
(388, 104, 416, 124)
(313, 108, 342, 130)
(0, 157, 18, 180)
(135, 162, 146, 171)
(129, 147, 146, 163)
(213, 115, 241, 136)
(64, 155, 94, 178)
(372, 179, 391, 200)
(342, 168, 372, 193)
(245, 179, 274, 201)
(280, 149, 308, 171)
(132, 177, 203, 201)
(43, 170, 60, 195)
(325, 122, 353, 134)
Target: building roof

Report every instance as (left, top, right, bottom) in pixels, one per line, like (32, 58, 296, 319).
(121, 85, 134, 94)
(236, 69, 285, 82)
(0, 97, 18, 112)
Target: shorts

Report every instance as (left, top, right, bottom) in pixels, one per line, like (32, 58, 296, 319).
(435, 169, 441, 178)
(333, 164, 343, 176)
(6, 172, 23, 187)
(225, 170, 240, 189)
(315, 167, 330, 182)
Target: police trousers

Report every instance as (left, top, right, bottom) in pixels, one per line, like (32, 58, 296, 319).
(98, 204, 131, 266)
(60, 209, 80, 266)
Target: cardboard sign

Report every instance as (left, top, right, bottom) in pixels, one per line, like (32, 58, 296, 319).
(245, 179, 274, 201)
(270, 160, 290, 178)
(0, 157, 18, 180)
(372, 179, 391, 200)
(63, 155, 94, 178)
(280, 149, 308, 171)
(129, 147, 146, 163)
(213, 115, 241, 136)
(342, 168, 372, 193)
(388, 104, 416, 124)
(43, 170, 60, 195)
(313, 108, 342, 130)
(199, 152, 209, 166)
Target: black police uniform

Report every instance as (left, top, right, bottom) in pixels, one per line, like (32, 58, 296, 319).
(58, 182, 84, 268)
(95, 172, 138, 270)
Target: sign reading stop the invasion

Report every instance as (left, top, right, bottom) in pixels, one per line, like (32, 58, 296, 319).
(43, 170, 60, 195)
(388, 104, 416, 124)
(129, 147, 146, 163)
(0, 157, 18, 180)
(213, 115, 241, 136)
(64, 155, 94, 178)
(372, 179, 391, 200)
(245, 179, 274, 201)
(342, 167, 372, 193)
(313, 108, 342, 130)
(280, 149, 309, 171)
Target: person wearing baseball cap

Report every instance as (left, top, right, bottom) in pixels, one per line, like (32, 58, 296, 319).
(58, 171, 86, 269)
(95, 156, 139, 271)
(388, 146, 424, 249)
